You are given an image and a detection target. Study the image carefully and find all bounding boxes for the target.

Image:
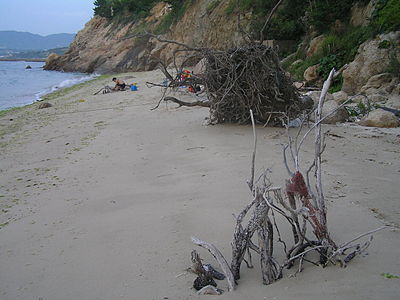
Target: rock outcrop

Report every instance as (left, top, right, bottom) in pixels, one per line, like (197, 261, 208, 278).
(350, 0, 377, 27)
(332, 91, 349, 104)
(306, 35, 325, 57)
(321, 100, 349, 124)
(44, 16, 159, 73)
(304, 65, 319, 83)
(44, 1, 246, 74)
(342, 31, 400, 95)
(304, 91, 348, 124)
(359, 109, 400, 128)
(305, 91, 334, 105)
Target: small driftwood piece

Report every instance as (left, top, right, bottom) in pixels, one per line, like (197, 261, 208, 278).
(197, 285, 223, 295)
(164, 96, 210, 108)
(93, 85, 113, 95)
(191, 250, 217, 290)
(93, 87, 104, 95)
(191, 237, 236, 291)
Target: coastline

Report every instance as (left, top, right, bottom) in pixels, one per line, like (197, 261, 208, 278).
(0, 58, 46, 62)
(0, 61, 99, 111)
(0, 74, 108, 115)
(0, 70, 399, 299)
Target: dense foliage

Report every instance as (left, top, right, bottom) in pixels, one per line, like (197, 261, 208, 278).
(225, 0, 375, 40)
(283, 24, 376, 84)
(93, 0, 399, 37)
(93, 0, 191, 22)
(372, 0, 400, 32)
(93, 0, 158, 19)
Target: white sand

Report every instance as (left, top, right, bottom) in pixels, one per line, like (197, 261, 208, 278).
(0, 70, 399, 299)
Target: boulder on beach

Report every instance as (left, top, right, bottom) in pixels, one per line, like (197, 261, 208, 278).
(37, 102, 53, 109)
(359, 109, 400, 128)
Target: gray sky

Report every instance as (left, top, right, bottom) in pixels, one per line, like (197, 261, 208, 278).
(0, 0, 94, 36)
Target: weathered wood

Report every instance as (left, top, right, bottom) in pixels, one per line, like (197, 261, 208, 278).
(187, 69, 382, 290)
(164, 96, 210, 108)
(197, 285, 223, 295)
(248, 110, 257, 192)
(231, 192, 270, 280)
(191, 237, 237, 291)
(258, 218, 281, 284)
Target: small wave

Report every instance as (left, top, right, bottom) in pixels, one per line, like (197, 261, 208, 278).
(35, 74, 98, 100)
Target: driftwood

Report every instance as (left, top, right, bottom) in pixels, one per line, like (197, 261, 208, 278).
(190, 69, 387, 291)
(191, 250, 218, 290)
(163, 96, 210, 108)
(197, 285, 223, 295)
(146, 33, 306, 125)
(191, 237, 236, 291)
(93, 85, 115, 95)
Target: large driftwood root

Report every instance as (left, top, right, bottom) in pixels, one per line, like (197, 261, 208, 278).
(147, 35, 306, 125)
(202, 45, 303, 124)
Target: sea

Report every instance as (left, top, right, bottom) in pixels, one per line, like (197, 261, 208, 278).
(0, 61, 97, 111)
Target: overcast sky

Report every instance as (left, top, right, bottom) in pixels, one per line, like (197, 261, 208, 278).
(0, 0, 94, 36)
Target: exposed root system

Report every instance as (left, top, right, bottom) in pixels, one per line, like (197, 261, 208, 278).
(147, 37, 306, 125)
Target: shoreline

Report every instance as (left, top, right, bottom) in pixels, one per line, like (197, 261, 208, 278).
(0, 66, 101, 112)
(0, 70, 399, 299)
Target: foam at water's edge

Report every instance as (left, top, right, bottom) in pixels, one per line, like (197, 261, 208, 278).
(35, 74, 99, 100)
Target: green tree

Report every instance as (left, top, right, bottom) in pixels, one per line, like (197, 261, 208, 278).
(93, 0, 158, 19)
(93, 0, 113, 18)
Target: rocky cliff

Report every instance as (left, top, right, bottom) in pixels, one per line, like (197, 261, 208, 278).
(44, 1, 248, 74)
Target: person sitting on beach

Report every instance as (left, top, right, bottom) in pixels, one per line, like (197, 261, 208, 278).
(112, 77, 126, 91)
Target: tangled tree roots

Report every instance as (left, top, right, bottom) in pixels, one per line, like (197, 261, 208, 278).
(147, 37, 309, 125)
(203, 45, 303, 124)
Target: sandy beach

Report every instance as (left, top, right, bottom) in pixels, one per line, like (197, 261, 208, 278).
(0, 70, 399, 300)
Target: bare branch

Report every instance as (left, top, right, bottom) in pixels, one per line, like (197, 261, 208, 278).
(259, 0, 284, 42)
(332, 226, 388, 257)
(248, 109, 257, 192)
(164, 96, 210, 108)
(144, 32, 206, 52)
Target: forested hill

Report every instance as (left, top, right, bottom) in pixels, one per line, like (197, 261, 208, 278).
(0, 31, 75, 50)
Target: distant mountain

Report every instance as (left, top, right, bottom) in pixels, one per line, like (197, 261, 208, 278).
(0, 31, 75, 51)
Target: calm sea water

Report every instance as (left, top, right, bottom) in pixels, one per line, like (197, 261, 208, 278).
(0, 61, 97, 111)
